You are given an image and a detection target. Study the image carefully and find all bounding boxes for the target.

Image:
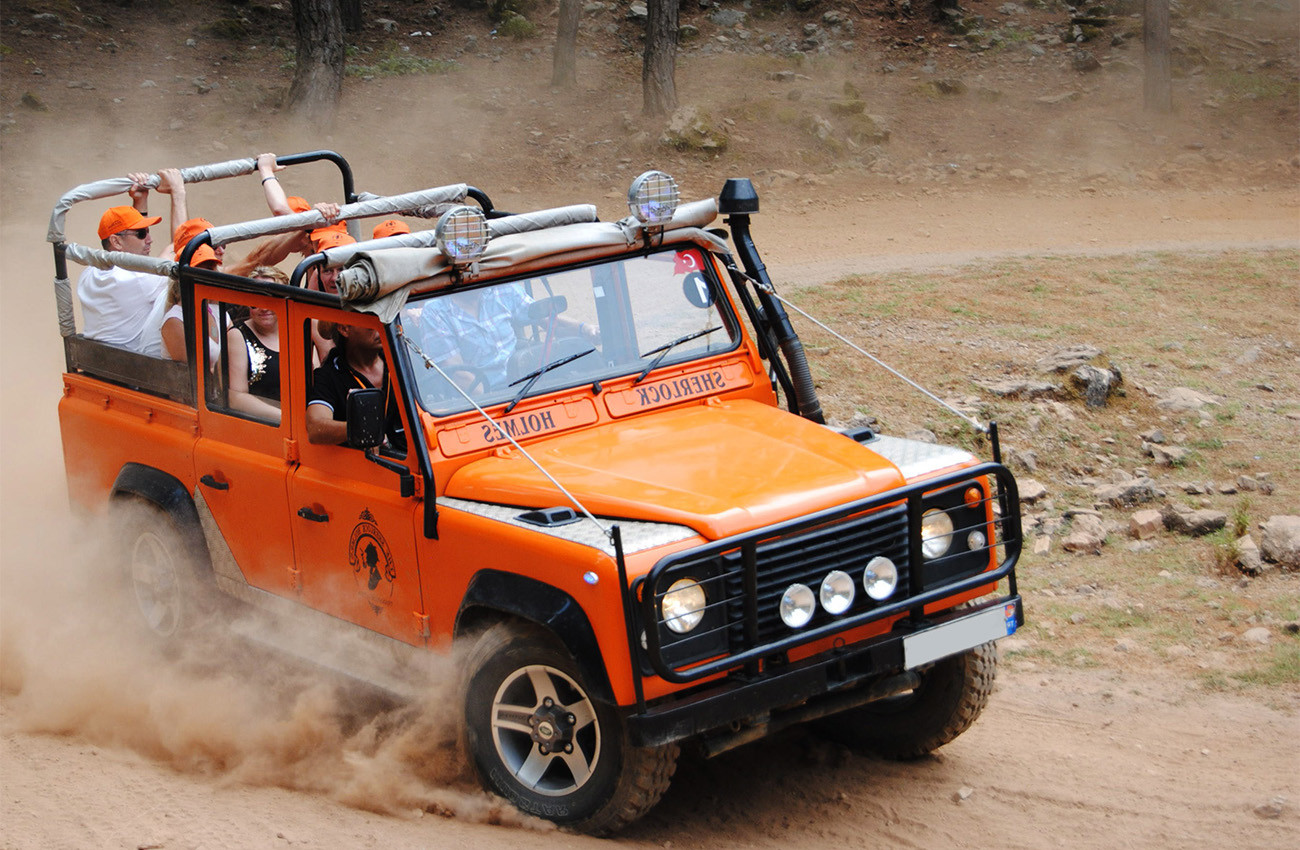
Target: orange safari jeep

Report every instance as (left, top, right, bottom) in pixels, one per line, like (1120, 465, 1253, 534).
(52, 154, 1023, 833)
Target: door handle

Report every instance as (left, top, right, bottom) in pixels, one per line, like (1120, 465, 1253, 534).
(200, 474, 229, 491)
(297, 506, 329, 523)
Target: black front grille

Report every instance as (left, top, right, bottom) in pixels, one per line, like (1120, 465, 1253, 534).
(720, 504, 911, 646)
(637, 462, 1023, 684)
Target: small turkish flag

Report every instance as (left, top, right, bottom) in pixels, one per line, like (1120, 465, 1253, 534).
(673, 250, 699, 274)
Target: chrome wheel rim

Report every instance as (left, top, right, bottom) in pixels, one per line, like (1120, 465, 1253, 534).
(130, 531, 181, 637)
(490, 663, 600, 796)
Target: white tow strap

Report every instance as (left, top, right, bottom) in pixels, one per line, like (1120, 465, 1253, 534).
(753, 278, 989, 434)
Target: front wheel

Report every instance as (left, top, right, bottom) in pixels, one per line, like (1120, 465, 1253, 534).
(461, 623, 678, 834)
(815, 641, 997, 760)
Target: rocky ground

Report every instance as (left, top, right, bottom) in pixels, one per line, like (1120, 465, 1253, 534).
(1, 0, 1298, 847)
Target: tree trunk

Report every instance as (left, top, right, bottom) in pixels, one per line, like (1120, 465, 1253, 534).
(340, 0, 362, 33)
(552, 0, 580, 88)
(1143, 0, 1172, 113)
(642, 0, 679, 117)
(288, 0, 345, 119)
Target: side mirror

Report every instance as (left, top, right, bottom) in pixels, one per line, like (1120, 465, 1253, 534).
(346, 387, 385, 449)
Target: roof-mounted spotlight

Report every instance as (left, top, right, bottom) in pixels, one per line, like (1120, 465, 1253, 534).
(435, 205, 490, 266)
(628, 170, 680, 226)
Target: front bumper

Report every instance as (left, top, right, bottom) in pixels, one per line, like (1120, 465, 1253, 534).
(626, 595, 1022, 748)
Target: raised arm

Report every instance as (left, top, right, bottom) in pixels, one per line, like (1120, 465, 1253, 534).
(257, 153, 293, 216)
(155, 167, 188, 250)
(223, 232, 304, 277)
(126, 171, 151, 214)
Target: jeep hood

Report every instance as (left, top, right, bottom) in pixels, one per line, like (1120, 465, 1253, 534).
(443, 400, 908, 540)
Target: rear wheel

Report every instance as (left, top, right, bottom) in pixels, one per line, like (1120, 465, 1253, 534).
(816, 641, 997, 759)
(115, 500, 211, 642)
(462, 623, 677, 834)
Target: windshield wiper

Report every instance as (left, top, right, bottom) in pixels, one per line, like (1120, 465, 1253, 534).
(633, 325, 723, 385)
(504, 347, 596, 414)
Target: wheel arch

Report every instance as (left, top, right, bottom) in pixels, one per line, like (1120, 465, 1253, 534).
(455, 569, 616, 705)
(110, 462, 211, 572)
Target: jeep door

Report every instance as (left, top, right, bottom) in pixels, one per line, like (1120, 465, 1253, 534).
(285, 305, 428, 646)
(193, 289, 298, 597)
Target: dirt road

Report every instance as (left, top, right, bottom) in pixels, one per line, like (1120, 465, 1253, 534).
(3, 661, 1296, 850)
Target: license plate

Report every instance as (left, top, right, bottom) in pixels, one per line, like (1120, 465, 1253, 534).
(903, 603, 1017, 669)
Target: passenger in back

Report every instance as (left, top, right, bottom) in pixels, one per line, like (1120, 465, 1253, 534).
(78, 172, 167, 351)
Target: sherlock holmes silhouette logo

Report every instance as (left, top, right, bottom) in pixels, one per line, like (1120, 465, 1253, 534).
(349, 509, 396, 613)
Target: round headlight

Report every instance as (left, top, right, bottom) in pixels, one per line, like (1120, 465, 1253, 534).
(435, 205, 490, 265)
(967, 529, 987, 552)
(779, 583, 816, 629)
(921, 509, 954, 559)
(661, 578, 706, 634)
(820, 570, 855, 615)
(863, 556, 898, 601)
(628, 170, 680, 225)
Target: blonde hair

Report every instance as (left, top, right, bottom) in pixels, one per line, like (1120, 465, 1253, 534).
(250, 265, 290, 285)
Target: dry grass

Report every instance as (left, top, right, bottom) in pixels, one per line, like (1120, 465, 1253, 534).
(790, 249, 1300, 693)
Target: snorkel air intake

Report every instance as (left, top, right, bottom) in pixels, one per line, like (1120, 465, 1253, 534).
(719, 178, 825, 424)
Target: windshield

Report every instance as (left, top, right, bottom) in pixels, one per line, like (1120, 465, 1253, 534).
(399, 245, 738, 416)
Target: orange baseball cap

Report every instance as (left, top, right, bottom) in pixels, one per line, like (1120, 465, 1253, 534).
(372, 219, 411, 240)
(173, 217, 214, 253)
(185, 244, 220, 268)
(98, 206, 162, 240)
(313, 230, 356, 252)
(310, 222, 349, 245)
(286, 196, 312, 214)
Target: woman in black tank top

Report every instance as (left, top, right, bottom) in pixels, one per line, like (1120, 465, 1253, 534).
(237, 321, 280, 400)
(225, 267, 287, 424)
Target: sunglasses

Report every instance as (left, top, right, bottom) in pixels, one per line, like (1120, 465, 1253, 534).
(125, 228, 150, 239)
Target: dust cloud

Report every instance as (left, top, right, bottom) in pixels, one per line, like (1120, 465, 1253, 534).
(0, 113, 553, 832)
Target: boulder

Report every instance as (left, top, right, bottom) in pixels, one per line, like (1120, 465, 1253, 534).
(1072, 50, 1102, 72)
(975, 379, 1057, 399)
(1145, 443, 1190, 467)
(710, 8, 747, 27)
(1036, 346, 1122, 406)
(1006, 447, 1038, 473)
(1156, 387, 1220, 413)
(1236, 534, 1266, 575)
(1062, 513, 1107, 554)
(1241, 627, 1271, 645)
(1161, 504, 1227, 537)
(660, 105, 728, 153)
(1129, 509, 1163, 540)
(1259, 515, 1300, 569)
(1095, 478, 1157, 508)
(1020, 479, 1049, 505)
(1067, 363, 1122, 407)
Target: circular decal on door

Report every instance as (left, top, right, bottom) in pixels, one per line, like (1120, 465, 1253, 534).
(349, 508, 396, 612)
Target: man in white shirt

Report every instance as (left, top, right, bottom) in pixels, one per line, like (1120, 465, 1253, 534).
(78, 175, 167, 351)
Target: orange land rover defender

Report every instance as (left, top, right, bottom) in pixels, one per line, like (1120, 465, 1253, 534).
(53, 154, 1023, 834)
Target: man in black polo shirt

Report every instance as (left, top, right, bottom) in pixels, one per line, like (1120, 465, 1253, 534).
(306, 323, 406, 452)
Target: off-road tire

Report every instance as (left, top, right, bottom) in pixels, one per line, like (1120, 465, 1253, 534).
(816, 641, 998, 760)
(461, 622, 678, 834)
(114, 498, 214, 643)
